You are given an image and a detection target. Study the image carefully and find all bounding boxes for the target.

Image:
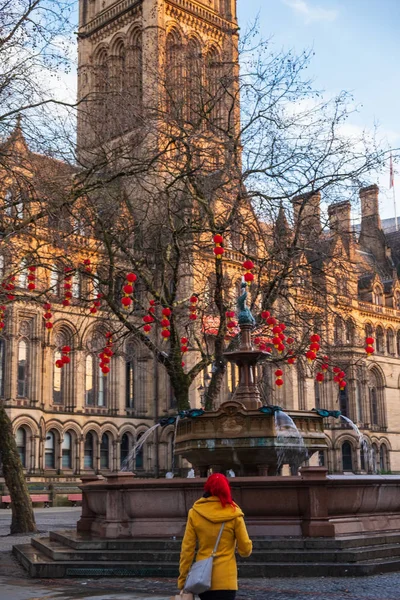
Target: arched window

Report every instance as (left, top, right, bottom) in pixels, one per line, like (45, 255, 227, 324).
(19, 259, 28, 288)
(339, 385, 349, 417)
(100, 433, 110, 469)
(16, 427, 26, 467)
(166, 31, 184, 119)
(0, 337, 5, 398)
(394, 292, 400, 310)
(95, 48, 109, 132)
(342, 441, 353, 471)
(345, 320, 355, 345)
(368, 369, 383, 426)
(72, 273, 80, 298)
(45, 430, 56, 469)
(50, 266, 60, 295)
(206, 47, 222, 124)
(85, 355, 94, 405)
(380, 444, 389, 472)
(374, 285, 383, 306)
(53, 350, 64, 404)
(62, 431, 72, 469)
(127, 29, 142, 115)
(135, 432, 144, 470)
(365, 323, 373, 339)
(186, 38, 202, 124)
(371, 443, 378, 472)
(387, 329, 395, 355)
(334, 316, 343, 345)
(120, 433, 130, 467)
(355, 370, 363, 422)
(314, 380, 321, 409)
(84, 431, 95, 469)
(376, 326, 384, 354)
(17, 339, 28, 397)
(125, 344, 135, 408)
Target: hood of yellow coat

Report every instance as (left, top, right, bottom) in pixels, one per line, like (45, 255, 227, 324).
(192, 497, 244, 523)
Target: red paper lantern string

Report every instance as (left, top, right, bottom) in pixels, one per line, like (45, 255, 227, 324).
(99, 333, 113, 375)
(56, 345, 72, 369)
(62, 269, 73, 307)
(180, 336, 189, 366)
(226, 310, 237, 332)
(161, 307, 171, 340)
(189, 295, 198, 321)
(243, 259, 255, 283)
(143, 300, 156, 335)
(90, 292, 103, 315)
(27, 265, 36, 291)
(122, 272, 137, 311)
(83, 258, 92, 273)
(213, 234, 224, 259)
(316, 372, 324, 383)
(43, 302, 53, 330)
(0, 304, 6, 332)
(365, 336, 375, 356)
(275, 368, 284, 386)
(3, 275, 16, 301)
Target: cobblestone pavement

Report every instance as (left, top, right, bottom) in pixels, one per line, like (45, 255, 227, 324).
(1, 508, 400, 599)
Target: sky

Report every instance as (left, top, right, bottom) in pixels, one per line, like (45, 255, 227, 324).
(237, 0, 400, 220)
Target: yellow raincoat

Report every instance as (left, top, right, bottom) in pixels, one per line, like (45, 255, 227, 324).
(178, 496, 253, 591)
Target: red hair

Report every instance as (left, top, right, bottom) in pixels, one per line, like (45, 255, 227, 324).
(204, 473, 235, 509)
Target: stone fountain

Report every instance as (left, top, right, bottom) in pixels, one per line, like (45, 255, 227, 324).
(175, 282, 327, 475)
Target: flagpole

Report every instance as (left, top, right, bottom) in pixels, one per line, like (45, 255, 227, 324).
(394, 185, 398, 232)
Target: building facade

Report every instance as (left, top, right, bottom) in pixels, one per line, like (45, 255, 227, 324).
(1, 0, 400, 486)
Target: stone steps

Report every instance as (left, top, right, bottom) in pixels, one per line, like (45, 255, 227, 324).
(30, 536, 400, 564)
(12, 530, 400, 578)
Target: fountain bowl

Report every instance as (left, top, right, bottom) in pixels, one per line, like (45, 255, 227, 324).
(174, 400, 327, 476)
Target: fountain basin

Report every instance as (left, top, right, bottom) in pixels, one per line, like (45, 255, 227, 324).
(76, 468, 400, 539)
(174, 401, 327, 476)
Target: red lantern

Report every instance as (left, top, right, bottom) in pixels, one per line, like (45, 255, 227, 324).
(102, 366, 110, 375)
(365, 345, 375, 355)
(90, 306, 97, 314)
(267, 317, 277, 327)
(45, 322, 53, 329)
(365, 337, 374, 345)
(227, 320, 238, 329)
(275, 369, 283, 377)
(44, 303, 52, 310)
(181, 345, 188, 353)
(62, 356, 71, 364)
(287, 357, 296, 365)
(275, 378, 284, 387)
(286, 337, 294, 345)
(309, 342, 320, 352)
(272, 326, 282, 335)
(306, 350, 316, 362)
(213, 235, 224, 259)
(181, 337, 188, 344)
(261, 310, 270, 320)
(190, 296, 198, 304)
(121, 296, 132, 307)
(144, 324, 152, 333)
(277, 343, 285, 353)
(339, 381, 347, 390)
(162, 307, 171, 317)
(28, 283, 35, 290)
(126, 273, 137, 283)
(310, 334, 320, 343)
(254, 337, 261, 345)
(44, 311, 52, 320)
(316, 372, 324, 383)
(321, 363, 329, 371)
(55, 360, 63, 368)
(123, 284, 133, 295)
(189, 314, 197, 321)
(161, 329, 171, 338)
(62, 346, 71, 353)
(161, 318, 170, 327)
(333, 366, 341, 373)
(243, 260, 254, 270)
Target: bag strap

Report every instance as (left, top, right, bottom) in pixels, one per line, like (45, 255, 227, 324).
(211, 523, 225, 557)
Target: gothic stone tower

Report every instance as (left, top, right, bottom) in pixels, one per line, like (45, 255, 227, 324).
(77, 0, 239, 155)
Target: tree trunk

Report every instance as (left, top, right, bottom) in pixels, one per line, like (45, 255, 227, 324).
(0, 403, 37, 534)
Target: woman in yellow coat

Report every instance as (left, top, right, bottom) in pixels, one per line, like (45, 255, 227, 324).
(178, 473, 253, 600)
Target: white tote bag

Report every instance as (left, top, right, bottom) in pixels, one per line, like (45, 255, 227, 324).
(184, 523, 225, 595)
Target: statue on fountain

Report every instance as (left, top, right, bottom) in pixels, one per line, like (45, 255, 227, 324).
(237, 281, 256, 326)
